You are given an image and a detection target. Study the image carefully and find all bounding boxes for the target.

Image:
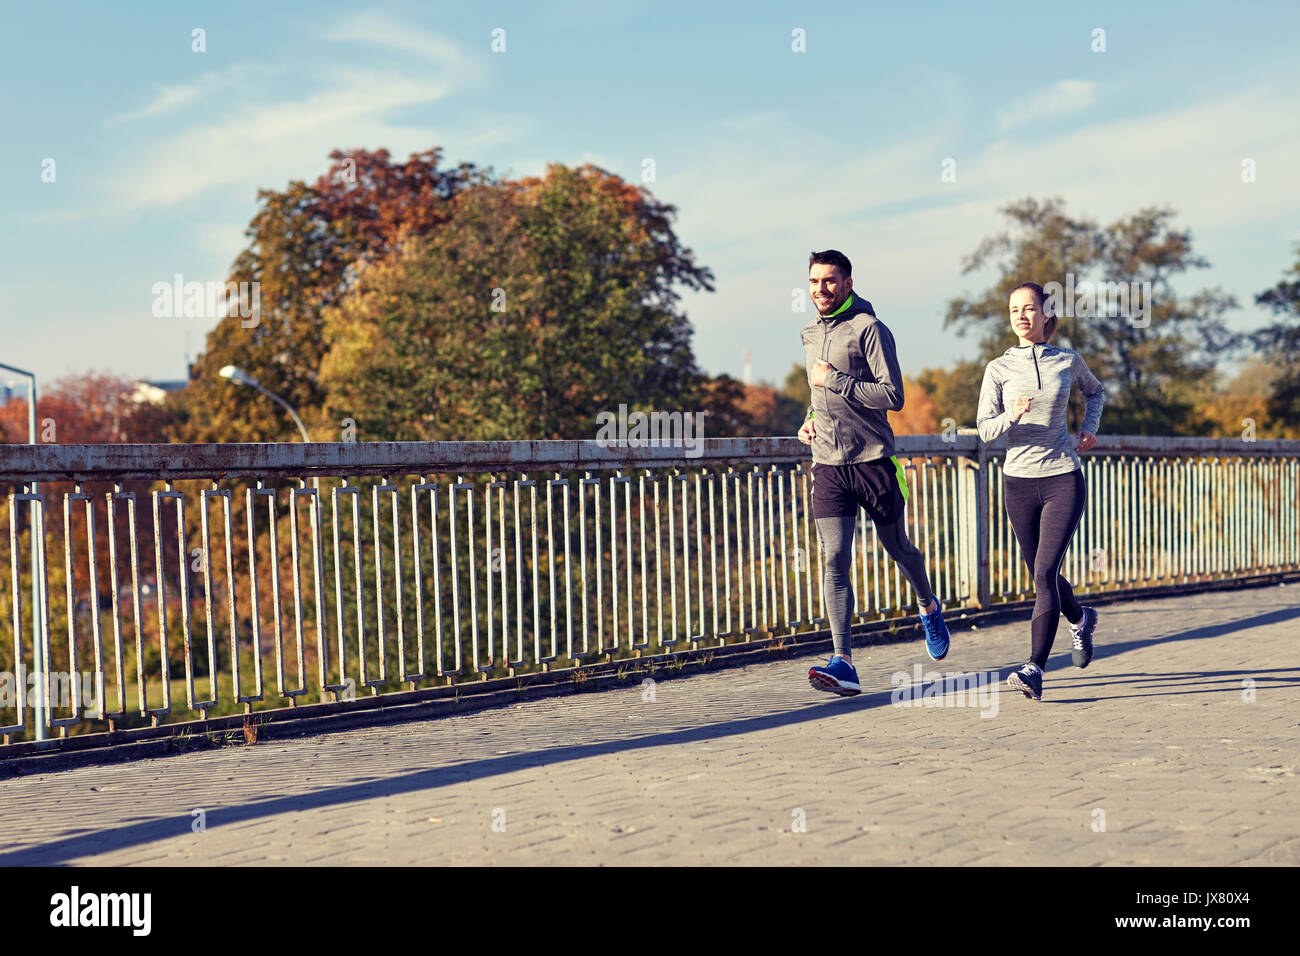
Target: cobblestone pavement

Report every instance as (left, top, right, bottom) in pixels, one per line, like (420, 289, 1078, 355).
(1, 585, 1297, 866)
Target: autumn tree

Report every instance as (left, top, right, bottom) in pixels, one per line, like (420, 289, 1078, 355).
(914, 360, 985, 431)
(0, 374, 181, 701)
(887, 377, 940, 436)
(945, 197, 1238, 435)
(177, 148, 481, 443)
(781, 362, 810, 412)
(1188, 359, 1284, 439)
(319, 163, 714, 441)
(1251, 244, 1300, 430)
(0, 372, 177, 445)
(698, 375, 755, 437)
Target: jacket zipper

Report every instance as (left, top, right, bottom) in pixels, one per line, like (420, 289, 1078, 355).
(1032, 345, 1042, 390)
(819, 317, 840, 457)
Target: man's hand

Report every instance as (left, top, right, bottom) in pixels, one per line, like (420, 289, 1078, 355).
(1010, 396, 1032, 421)
(1076, 430, 1097, 452)
(810, 359, 834, 388)
(798, 418, 815, 445)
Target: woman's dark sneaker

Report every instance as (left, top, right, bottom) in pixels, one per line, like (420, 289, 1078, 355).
(1007, 663, 1043, 701)
(1070, 606, 1098, 668)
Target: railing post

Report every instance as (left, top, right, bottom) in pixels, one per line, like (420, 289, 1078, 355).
(975, 441, 991, 609)
(3, 435, 1299, 746)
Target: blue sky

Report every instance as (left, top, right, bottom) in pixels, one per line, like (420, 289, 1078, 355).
(3, 0, 1299, 395)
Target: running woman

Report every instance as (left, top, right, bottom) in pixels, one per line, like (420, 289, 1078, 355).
(799, 250, 952, 697)
(976, 282, 1104, 700)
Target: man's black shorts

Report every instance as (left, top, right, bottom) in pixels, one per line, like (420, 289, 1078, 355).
(811, 456, 907, 524)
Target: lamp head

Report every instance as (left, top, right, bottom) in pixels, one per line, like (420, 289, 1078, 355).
(218, 365, 257, 387)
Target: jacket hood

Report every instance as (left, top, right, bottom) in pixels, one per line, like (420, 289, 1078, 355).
(817, 292, 875, 323)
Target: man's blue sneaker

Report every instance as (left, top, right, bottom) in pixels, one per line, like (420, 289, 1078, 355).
(808, 655, 861, 696)
(920, 602, 950, 661)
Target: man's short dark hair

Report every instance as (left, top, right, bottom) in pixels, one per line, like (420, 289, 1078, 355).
(809, 249, 852, 277)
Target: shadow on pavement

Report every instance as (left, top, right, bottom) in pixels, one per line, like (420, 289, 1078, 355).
(1037, 603, 1300, 701)
(3, 603, 1297, 865)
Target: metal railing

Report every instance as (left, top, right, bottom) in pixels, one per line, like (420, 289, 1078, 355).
(1, 434, 1297, 742)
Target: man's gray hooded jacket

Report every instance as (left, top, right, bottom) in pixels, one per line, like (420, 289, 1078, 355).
(800, 293, 904, 466)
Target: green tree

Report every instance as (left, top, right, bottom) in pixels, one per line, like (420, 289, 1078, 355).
(945, 197, 1238, 435)
(1252, 244, 1300, 429)
(914, 360, 986, 430)
(319, 163, 714, 441)
(781, 362, 810, 410)
(177, 148, 481, 443)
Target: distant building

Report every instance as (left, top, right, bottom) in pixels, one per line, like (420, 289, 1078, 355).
(131, 380, 186, 405)
(0, 381, 27, 407)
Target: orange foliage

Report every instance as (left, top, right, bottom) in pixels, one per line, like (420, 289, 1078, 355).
(737, 384, 779, 432)
(887, 377, 941, 435)
(0, 372, 176, 444)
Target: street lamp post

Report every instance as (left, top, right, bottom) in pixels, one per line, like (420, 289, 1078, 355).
(218, 366, 311, 442)
(219, 365, 318, 501)
(0, 363, 46, 741)
(218, 367, 329, 698)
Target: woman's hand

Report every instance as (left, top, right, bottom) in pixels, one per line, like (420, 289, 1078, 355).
(1010, 396, 1032, 421)
(798, 418, 815, 445)
(1076, 430, 1097, 452)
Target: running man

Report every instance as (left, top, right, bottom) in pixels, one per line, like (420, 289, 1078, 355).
(799, 250, 952, 697)
(976, 282, 1104, 701)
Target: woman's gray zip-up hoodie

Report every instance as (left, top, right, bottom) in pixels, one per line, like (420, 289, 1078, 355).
(977, 343, 1105, 478)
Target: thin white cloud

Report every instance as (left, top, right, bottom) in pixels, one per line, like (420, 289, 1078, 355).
(322, 11, 479, 80)
(108, 64, 278, 124)
(99, 73, 453, 213)
(996, 80, 1097, 132)
(671, 83, 1300, 280)
(35, 18, 508, 224)
(115, 84, 203, 122)
(722, 112, 782, 133)
(665, 83, 1300, 380)
(974, 83, 1300, 231)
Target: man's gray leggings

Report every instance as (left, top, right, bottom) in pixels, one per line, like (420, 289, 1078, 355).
(815, 514, 934, 657)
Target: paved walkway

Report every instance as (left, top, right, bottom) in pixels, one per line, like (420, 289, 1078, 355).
(1, 586, 1297, 866)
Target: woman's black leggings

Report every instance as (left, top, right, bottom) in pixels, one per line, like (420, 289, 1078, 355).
(1003, 469, 1086, 668)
